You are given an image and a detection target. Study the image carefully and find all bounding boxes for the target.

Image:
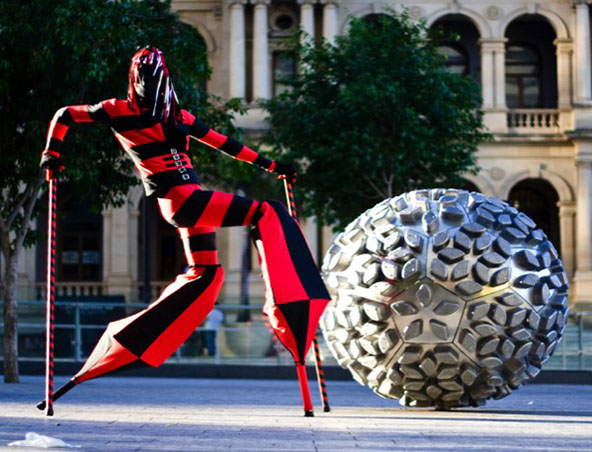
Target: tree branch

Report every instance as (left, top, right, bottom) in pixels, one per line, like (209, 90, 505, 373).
(6, 178, 36, 230)
(362, 173, 388, 199)
(14, 171, 44, 253)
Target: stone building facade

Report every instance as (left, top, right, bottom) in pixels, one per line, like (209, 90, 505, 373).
(10, 0, 592, 307)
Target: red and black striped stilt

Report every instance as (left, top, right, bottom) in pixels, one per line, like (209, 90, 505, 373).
(282, 177, 331, 414)
(44, 170, 57, 416)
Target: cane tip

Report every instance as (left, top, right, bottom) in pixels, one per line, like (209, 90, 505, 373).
(36, 400, 45, 411)
(323, 406, 331, 413)
(304, 410, 314, 417)
(45, 406, 54, 417)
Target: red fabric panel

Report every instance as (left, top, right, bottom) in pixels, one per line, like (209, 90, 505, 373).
(76, 340, 137, 383)
(257, 204, 308, 304)
(235, 147, 258, 164)
(195, 191, 233, 226)
(157, 185, 200, 223)
(49, 122, 68, 141)
(187, 250, 218, 266)
(115, 123, 165, 149)
(200, 129, 227, 149)
(141, 266, 224, 366)
(68, 105, 92, 122)
(181, 109, 195, 125)
(102, 98, 130, 118)
(244, 201, 259, 225)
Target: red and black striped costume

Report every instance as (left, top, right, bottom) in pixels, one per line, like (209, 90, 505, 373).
(40, 48, 329, 391)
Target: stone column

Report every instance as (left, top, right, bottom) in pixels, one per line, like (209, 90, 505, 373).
(479, 40, 495, 109)
(102, 204, 133, 301)
(558, 200, 576, 280)
(322, 0, 338, 45)
(479, 39, 507, 132)
(493, 39, 507, 109)
(298, 0, 315, 39)
(574, 150, 592, 302)
(228, 0, 247, 99)
(252, 0, 271, 100)
(555, 39, 574, 109)
(575, 1, 591, 101)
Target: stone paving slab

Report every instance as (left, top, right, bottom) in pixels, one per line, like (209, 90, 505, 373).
(0, 375, 591, 451)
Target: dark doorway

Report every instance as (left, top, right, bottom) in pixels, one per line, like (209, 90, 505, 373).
(508, 178, 560, 250)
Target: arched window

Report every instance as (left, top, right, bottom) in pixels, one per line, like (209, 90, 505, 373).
(438, 45, 469, 75)
(505, 44, 541, 108)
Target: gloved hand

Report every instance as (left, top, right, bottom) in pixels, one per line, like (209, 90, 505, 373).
(40, 150, 64, 172)
(272, 161, 296, 182)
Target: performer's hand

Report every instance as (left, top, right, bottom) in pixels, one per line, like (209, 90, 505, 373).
(40, 150, 64, 172)
(273, 161, 296, 182)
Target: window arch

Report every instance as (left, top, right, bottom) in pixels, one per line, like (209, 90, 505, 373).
(505, 43, 541, 108)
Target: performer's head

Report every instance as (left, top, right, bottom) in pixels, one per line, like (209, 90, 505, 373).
(127, 46, 179, 122)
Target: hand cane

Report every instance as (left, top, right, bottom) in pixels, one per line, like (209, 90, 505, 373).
(44, 169, 57, 416)
(281, 177, 331, 413)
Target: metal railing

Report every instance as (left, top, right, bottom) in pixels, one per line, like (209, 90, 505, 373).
(0, 301, 591, 370)
(0, 301, 327, 366)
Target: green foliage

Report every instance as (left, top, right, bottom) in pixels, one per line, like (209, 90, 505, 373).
(0, 0, 259, 247)
(262, 12, 489, 230)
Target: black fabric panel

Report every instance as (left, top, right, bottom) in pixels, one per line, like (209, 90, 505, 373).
(190, 118, 210, 139)
(187, 232, 217, 251)
(277, 300, 310, 364)
(253, 154, 272, 170)
(171, 189, 213, 228)
(57, 108, 74, 125)
(127, 142, 172, 160)
(47, 138, 63, 152)
(221, 195, 255, 227)
(144, 169, 199, 198)
(87, 103, 111, 123)
(111, 114, 151, 133)
(219, 137, 243, 156)
(114, 267, 218, 357)
(268, 201, 330, 300)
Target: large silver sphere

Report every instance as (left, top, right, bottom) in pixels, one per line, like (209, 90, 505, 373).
(321, 189, 569, 408)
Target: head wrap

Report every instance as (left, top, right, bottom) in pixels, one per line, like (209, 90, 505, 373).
(127, 46, 180, 122)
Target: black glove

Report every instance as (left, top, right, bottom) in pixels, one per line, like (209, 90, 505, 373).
(40, 150, 64, 172)
(273, 161, 296, 182)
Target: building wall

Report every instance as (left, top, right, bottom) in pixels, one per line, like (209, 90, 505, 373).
(15, 0, 592, 308)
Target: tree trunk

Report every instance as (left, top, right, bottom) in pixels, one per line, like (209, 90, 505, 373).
(3, 252, 20, 383)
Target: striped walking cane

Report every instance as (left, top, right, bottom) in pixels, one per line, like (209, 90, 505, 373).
(44, 169, 57, 416)
(282, 177, 331, 413)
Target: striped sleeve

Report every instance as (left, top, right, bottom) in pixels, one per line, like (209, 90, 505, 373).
(182, 109, 275, 172)
(44, 101, 112, 153)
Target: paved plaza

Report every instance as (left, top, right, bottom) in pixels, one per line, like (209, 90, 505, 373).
(0, 374, 590, 451)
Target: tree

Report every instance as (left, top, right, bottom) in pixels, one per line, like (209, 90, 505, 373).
(0, 0, 256, 382)
(262, 12, 489, 231)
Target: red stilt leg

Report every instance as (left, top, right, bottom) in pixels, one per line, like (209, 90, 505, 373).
(44, 170, 57, 416)
(296, 362, 314, 417)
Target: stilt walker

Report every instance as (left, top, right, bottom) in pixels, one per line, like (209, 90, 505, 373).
(38, 46, 330, 415)
(282, 178, 330, 413)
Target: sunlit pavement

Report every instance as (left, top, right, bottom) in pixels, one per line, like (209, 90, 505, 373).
(1, 375, 590, 451)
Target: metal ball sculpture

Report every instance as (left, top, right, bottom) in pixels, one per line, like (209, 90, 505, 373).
(321, 189, 569, 408)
